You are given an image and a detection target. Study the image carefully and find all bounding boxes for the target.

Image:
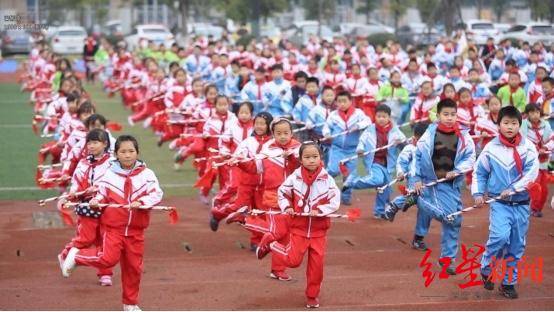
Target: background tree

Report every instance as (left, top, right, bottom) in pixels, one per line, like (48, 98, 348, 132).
(215, 0, 288, 38)
(416, 0, 439, 31)
(389, 0, 411, 34)
(528, 0, 554, 23)
(356, 0, 377, 24)
(491, 0, 509, 22)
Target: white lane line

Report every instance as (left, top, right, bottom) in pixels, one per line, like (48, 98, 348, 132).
(0, 124, 31, 128)
(0, 183, 194, 191)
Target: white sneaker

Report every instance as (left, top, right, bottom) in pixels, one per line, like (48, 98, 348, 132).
(199, 194, 210, 205)
(57, 253, 64, 273)
(123, 304, 141, 311)
(142, 117, 152, 128)
(173, 162, 182, 171)
(62, 247, 79, 277)
(99, 275, 112, 286)
(127, 116, 135, 126)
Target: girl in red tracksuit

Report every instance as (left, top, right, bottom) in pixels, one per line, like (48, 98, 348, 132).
(210, 102, 255, 231)
(61, 135, 163, 311)
(198, 95, 237, 203)
(258, 142, 340, 309)
(241, 118, 301, 281)
(158, 68, 189, 146)
(225, 112, 273, 250)
(58, 129, 114, 286)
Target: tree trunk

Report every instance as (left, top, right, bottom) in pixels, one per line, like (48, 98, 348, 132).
(179, 0, 188, 43)
(251, 0, 260, 39)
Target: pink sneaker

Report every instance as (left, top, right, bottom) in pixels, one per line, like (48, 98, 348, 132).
(99, 275, 112, 286)
(269, 271, 292, 281)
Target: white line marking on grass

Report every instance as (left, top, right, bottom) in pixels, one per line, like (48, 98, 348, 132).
(0, 183, 194, 191)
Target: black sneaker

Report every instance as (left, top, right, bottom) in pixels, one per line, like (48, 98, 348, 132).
(402, 195, 417, 211)
(438, 260, 457, 275)
(481, 273, 494, 290)
(499, 284, 518, 299)
(383, 203, 400, 222)
(209, 216, 219, 232)
(250, 243, 258, 252)
(256, 245, 270, 260)
(411, 239, 428, 251)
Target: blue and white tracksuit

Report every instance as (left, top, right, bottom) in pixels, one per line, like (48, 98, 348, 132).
(345, 125, 406, 216)
(472, 136, 539, 285)
(322, 108, 371, 203)
(240, 79, 264, 114)
(307, 103, 333, 165)
(292, 94, 318, 123)
(391, 142, 432, 237)
(262, 79, 293, 117)
(413, 123, 476, 260)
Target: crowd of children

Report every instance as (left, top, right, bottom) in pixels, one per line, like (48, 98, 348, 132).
(21, 31, 554, 308)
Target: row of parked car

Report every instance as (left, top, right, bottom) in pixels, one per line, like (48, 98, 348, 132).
(3, 19, 554, 55)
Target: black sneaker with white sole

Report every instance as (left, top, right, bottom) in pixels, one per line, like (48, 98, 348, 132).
(481, 273, 494, 290)
(499, 284, 518, 299)
(411, 239, 428, 251)
(383, 203, 400, 222)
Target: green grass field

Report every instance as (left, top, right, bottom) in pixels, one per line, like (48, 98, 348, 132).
(0, 81, 198, 201)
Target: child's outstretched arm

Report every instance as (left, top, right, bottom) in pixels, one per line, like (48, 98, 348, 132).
(511, 143, 540, 192)
(136, 170, 164, 207)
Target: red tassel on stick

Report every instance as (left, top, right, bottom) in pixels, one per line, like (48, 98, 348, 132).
(57, 200, 75, 226)
(397, 184, 407, 195)
(193, 160, 216, 188)
(346, 208, 361, 222)
(526, 182, 542, 203)
(339, 162, 349, 176)
(106, 121, 123, 132)
(168, 209, 179, 224)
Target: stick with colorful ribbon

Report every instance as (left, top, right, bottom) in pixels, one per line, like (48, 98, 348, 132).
(249, 208, 361, 222)
(62, 202, 179, 224)
(38, 190, 88, 206)
(293, 122, 325, 133)
(398, 117, 429, 128)
(445, 183, 540, 222)
(338, 139, 407, 176)
(405, 168, 473, 195)
(376, 173, 407, 193)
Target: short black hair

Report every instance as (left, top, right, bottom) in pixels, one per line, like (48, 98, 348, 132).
(306, 77, 319, 86)
(115, 135, 139, 154)
(498, 106, 522, 125)
(413, 122, 430, 138)
(236, 101, 254, 115)
(524, 103, 540, 114)
(271, 64, 283, 71)
(299, 141, 322, 158)
(505, 59, 516, 66)
(294, 71, 308, 80)
(542, 77, 554, 85)
(375, 104, 391, 116)
(437, 98, 457, 113)
(85, 113, 107, 129)
(336, 90, 351, 100)
(77, 101, 95, 116)
(86, 128, 110, 152)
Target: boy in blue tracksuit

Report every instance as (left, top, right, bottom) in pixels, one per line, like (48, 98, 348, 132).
(343, 104, 406, 218)
(472, 106, 539, 299)
(407, 99, 475, 274)
(322, 91, 371, 205)
(292, 77, 319, 123)
(383, 122, 432, 250)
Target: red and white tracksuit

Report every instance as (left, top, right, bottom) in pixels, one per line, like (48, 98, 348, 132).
(240, 138, 301, 273)
(74, 161, 163, 305)
(270, 166, 340, 299)
(60, 153, 113, 277)
(410, 94, 439, 122)
(160, 84, 189, 143)
(211, 118, 254, 213)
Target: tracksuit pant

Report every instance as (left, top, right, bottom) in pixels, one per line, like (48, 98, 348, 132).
(326, 145, 356, 203)
(415, 181, 462, 260)
(75, 228, 145, 305)
(270, 234, 327, 299)
(480, 201, 530, 286)
(531, 169, 549, 212)
(61, 216, 113, 277)
(346, 163, 390, 216)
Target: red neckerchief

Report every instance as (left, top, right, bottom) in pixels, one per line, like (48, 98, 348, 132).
(437, 122, 465, 149)
(369, 79, 379, 86)
(338, 105, 355, 123)
(239, 119, 253, 140)
(530, 120, 547, 162)
(255, 134, 270, 153)
(459, 100, 477, 121)
(428, 73, 437, 79)
(301, 164, 323, 187)
(375, 122, 392, 146)
(308, 93, 317, 105)
(114, 162, 147, 201)
(216, 112, 228, 133)
(416, 93, 431, 118)
(499, 133, 523, 175)
(85, 38, 95, 53)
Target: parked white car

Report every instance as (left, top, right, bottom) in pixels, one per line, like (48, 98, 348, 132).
(347, 22, 394, 38)
(465, 20, 498, 45)
(499, 22, 554, 45)
(50, 26, 87, 54)
(188, 23, 224, 40)
(125, 24, 175, 50)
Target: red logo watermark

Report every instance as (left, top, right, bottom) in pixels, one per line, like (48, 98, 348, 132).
(419, 243, 543, 288)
